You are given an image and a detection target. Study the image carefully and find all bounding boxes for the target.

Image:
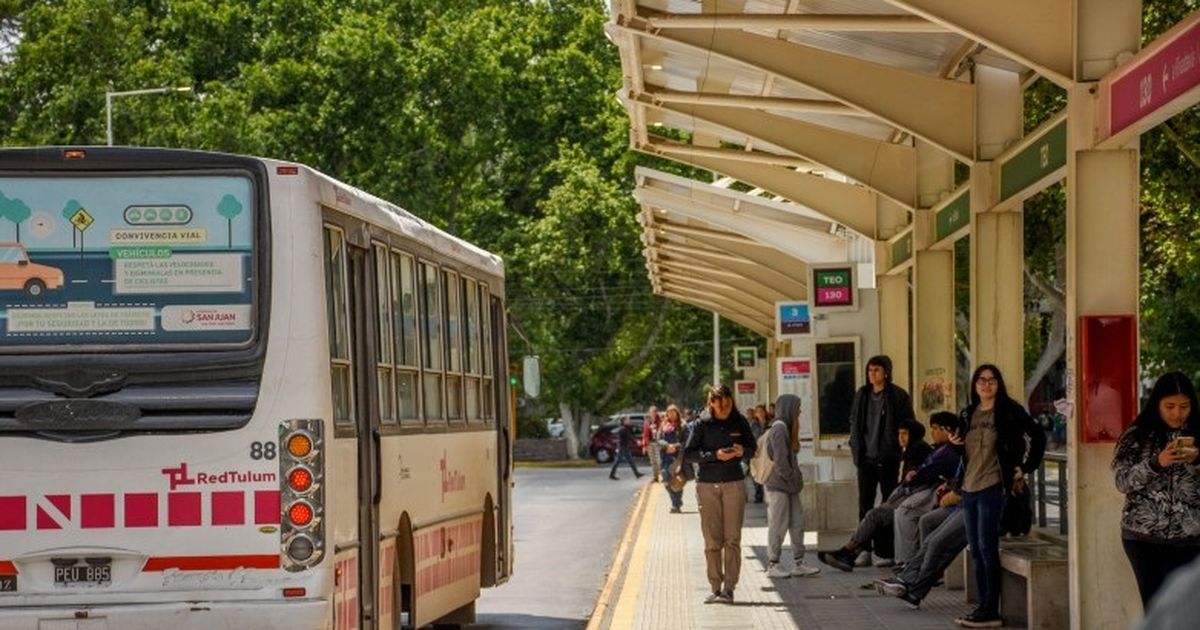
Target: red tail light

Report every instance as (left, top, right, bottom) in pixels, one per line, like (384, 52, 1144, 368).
(288, 502, 313, 527)
(287, 467, 313, 493)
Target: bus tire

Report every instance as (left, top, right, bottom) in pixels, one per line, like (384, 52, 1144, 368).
(481, 498, 496, 588)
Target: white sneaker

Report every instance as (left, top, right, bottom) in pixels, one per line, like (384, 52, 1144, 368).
(791, 561, 821, 577)
(873, 556, 895, 568)
(854, 551, 872, 567)
(766, 562, 791, 578)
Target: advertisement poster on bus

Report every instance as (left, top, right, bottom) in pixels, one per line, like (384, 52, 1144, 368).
(0, 175, 256, 347)
(775, 301, 812, 339)
(778, 357, 814, 438)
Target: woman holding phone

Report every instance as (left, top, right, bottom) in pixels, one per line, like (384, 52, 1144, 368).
(948, 364, 1045, 628)
(684, 384, 757, 604)
(1113, 371, 1200, 608)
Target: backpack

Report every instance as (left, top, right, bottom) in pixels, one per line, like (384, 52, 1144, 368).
(749, 426, 776, 485)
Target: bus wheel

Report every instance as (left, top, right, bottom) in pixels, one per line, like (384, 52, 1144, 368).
(23, 279, 45, 298)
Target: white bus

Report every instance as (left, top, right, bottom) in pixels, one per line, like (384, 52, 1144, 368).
(0, 147, 515, 629)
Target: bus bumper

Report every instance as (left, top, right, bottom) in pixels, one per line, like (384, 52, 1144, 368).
(0, 598, 331, 629)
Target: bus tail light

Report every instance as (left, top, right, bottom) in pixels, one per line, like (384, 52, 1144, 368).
(280, 419, 324, 571)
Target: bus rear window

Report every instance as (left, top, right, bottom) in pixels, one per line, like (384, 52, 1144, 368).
(0, 174, 257, 349)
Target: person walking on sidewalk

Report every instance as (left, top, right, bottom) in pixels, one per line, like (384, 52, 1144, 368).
(764, 394, 821, 579)
(643, 406, 664, 482)
(848, 355, 915, 568)
(749, 404, 770, 503)
(609, 415, 644, 481)
(659, 404, 689, 512)
(685, 384, 757, 604)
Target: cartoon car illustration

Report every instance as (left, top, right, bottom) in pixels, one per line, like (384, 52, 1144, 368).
(0, 242, 65, 297)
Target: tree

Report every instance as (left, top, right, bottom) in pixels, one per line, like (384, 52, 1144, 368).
(0, 193, 29, 242)
(61, 199, 80, 247)
(216, 194, 242, 248)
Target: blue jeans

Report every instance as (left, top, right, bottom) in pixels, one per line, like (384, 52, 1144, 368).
(610, 447, 640, 477)
(963, 484, 1005, 615)
(661, 454, 683, 508)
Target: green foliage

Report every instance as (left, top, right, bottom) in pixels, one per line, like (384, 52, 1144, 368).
(0, 0, 728, 423)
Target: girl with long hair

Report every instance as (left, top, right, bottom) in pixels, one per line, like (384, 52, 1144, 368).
(683, 384, 758, 604)
(659, 404, 687, 513)
(1113, 371, 1200, 608)
(949, 364, 1045, 628)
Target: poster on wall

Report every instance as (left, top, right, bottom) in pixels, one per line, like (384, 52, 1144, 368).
(734, 346, 758, 369)
(775, 301, 812, 339)
(734, 380, 759, 411)
(778, 357, 814, 438)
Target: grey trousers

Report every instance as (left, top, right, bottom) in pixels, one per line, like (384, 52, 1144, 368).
(697, 480, 747, 593)
(766, 489, 806, 564)
(898, 507, 968, 600)
(893, 487, 936, 563)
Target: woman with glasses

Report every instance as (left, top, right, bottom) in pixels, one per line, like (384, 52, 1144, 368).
(684, 384, 758, 604)
(948, 364, 1045, 628)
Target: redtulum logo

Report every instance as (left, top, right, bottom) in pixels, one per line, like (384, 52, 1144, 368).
(161, 462, 276, 491)
(439, 451, 466, 502)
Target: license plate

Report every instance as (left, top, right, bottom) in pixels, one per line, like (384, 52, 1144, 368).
(54, 564, 110, 585)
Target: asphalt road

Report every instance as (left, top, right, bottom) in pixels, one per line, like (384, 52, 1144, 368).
(471, 464, 647, 629)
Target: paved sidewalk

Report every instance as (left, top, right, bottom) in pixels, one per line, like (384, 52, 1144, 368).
(593, 481, 1028, 630)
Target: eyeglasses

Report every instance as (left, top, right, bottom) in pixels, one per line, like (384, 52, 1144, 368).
(977, 377, 998, 385)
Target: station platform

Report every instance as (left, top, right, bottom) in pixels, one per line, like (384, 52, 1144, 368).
(588, 481, 1026, 630)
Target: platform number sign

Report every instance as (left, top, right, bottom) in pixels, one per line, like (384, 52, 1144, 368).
(811, 265, 855, 311)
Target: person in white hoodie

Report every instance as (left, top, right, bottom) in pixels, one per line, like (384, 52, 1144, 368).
(764, 394, 821, 578)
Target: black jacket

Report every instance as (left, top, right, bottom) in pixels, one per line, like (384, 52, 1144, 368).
(954, 398, 1046, 493)
(684, 409, 757, 483)
(848, 383, 915, 467)
(616, 424, 636, 451)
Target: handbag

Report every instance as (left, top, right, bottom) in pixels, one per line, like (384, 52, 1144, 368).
(1000, 478, 1033, 536)
(667, 457, 688, 492)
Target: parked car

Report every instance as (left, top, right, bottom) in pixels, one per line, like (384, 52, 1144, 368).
(545, 418, 565, 438)
(588, 413, 648, 464)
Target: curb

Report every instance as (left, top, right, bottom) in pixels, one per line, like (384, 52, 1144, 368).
(584, 480, 653, 630)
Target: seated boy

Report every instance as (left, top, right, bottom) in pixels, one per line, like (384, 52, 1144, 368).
(874, 485, 967, 609)
(819, 412, 962, 571)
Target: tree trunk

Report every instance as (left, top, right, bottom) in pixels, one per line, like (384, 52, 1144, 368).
(1023, 266, 1067, 403)
(559, 401, 580, 460)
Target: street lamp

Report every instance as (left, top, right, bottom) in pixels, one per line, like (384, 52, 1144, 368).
(105, 86, 194, 146)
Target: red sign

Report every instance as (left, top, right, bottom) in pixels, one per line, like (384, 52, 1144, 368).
(781, 360, 811, 376)
(1106, 12, 1200, 138)
(736, 381, 757, 394)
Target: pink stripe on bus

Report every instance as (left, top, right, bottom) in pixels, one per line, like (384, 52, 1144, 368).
(211, 491, 245, 526)
(81, 494, 115, 528)
(168, 492, 202, 526)
(124, 493, 158, 527)
(0, 497, 25, 530)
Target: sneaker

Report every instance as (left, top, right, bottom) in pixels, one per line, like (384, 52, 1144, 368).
(669, 506, 682, 513)
(817, 549, 855, 572)
(609, 474, 618, 480)
(719, 590, 734, 604)
(791, 561, 821, 577)
(874, 577, 907, 597)
(854, 550, 872, 567)
(766, 562, 791, 578)
(635, 472, 644, 479)
(956, 610, 1002, 628)
(899, 590, 922, 610)
(873, 556, 895, 568)
(703, 591, 723, 604)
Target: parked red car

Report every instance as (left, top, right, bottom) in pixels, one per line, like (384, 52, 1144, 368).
(588, 413, 647, 464)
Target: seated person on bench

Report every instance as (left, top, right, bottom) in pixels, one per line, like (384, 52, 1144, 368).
(874, 484, 967, 610)
(819, 412, 962, 572)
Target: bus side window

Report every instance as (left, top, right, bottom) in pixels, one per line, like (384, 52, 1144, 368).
(324, 226, 353, 425)
(444, 269, 463, 423)
(392, 250, 421, 426)
(420, 261, 444, 425)
(482, 285, 494, 421)
(464, 277, 482, 423)
(372, 244, 396, 424)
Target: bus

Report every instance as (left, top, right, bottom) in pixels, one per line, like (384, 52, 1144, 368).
(0, 147, 515, 629)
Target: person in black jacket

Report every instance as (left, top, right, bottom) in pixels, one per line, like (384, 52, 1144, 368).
(608, 415, 644, 480)
(848, 355, 916, 566)
(948, 364, 1045, 629)
(684, 384, 757, 604)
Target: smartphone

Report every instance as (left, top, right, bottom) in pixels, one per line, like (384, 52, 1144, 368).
(1175, 436, 1196, 450)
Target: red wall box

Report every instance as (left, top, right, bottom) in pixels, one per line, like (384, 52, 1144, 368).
(1079, 315, 1137, 442)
